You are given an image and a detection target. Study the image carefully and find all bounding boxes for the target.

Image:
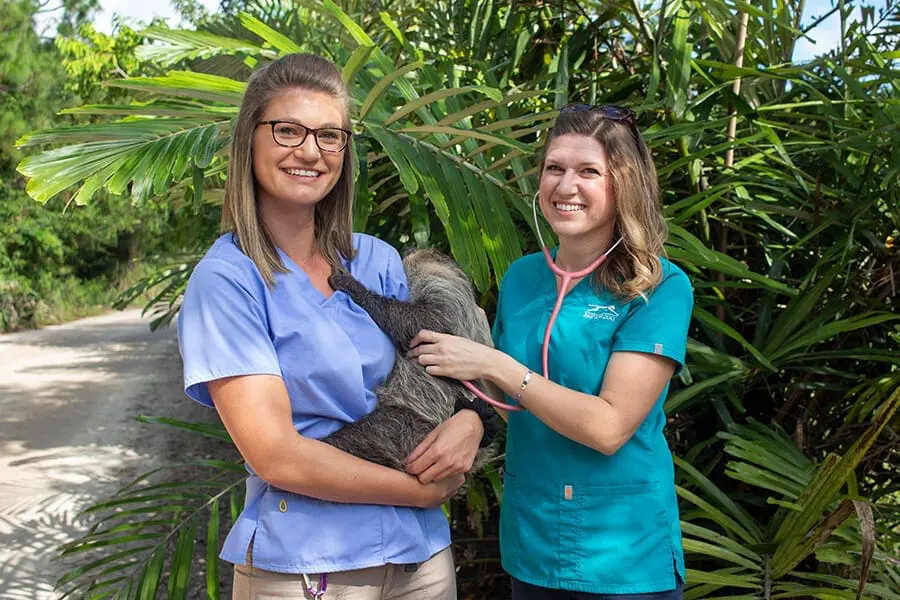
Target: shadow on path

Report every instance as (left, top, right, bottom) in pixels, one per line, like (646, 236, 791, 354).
(0, 310, 223, 599)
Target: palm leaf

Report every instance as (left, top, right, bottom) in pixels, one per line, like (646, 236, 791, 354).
(236, 12, 303, 54)
(17, 121, 228, 204)
(771, 386, 900, 576)
(137, 27, 270, 66)
(104, 72, 246, 105)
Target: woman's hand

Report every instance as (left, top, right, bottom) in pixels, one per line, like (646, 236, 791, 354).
(417, 474, 466, 508)
(404, 410, 484, 483)
(407, 330, 497, 382)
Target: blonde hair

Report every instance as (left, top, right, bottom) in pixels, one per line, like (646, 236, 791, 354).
(222, 53, 355, 286)
(540, 109, 666, 301)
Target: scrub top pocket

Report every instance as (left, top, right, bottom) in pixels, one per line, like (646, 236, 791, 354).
(500, 470, 559, 584)
(254, 487, 382, 572)
(558, 481, 672, 591)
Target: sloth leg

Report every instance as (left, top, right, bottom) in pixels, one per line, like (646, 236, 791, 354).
(321, 404, 435, 471)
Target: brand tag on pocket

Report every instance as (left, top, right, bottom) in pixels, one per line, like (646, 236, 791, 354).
(564, 485, 573, 500)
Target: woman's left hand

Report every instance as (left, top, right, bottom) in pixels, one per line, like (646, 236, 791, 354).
(407, 330, 495, 381)
(404, 410, 484, 483)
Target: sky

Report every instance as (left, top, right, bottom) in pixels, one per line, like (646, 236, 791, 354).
(794, 0, 865, 61)
(92, 0, 220, 32)
(36, 0, 867, 63)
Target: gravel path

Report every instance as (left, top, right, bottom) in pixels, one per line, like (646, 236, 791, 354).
(0, 310, 222, 599)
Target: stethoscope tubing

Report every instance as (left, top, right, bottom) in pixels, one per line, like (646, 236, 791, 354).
(461, 193, 622, 413)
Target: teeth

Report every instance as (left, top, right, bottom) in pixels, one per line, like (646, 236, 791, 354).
(284, 168, 320, 177)
(554, 203, 584, 212)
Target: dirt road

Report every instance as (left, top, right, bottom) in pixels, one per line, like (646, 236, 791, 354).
(0, 310, 221, 599)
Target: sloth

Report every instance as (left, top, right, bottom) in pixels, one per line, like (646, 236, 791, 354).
(322, 248, 497, 472)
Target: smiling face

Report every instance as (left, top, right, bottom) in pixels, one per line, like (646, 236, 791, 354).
(539, 133, 617, 247)
(251, 88, 347, 217)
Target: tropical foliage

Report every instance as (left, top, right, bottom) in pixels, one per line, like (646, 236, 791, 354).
(0, 0, 216, 331)
(13, 0, 900, 598)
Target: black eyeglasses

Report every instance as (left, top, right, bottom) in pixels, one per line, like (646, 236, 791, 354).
(559, 103, 637, 126)
(257, 120, 352, 153)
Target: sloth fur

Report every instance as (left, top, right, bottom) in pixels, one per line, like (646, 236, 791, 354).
(323, 248, 497, 472)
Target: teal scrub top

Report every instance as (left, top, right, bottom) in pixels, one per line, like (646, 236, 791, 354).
(492, 251, 693, 595)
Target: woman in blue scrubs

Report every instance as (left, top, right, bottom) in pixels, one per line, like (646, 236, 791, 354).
(178, 54, 490, 599)
(409, 105, 693, 599)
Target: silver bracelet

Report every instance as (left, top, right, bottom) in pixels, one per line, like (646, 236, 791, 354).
(513, 369, 533, 403)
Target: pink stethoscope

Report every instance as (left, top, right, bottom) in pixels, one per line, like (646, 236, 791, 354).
(461, 192, 622, 412)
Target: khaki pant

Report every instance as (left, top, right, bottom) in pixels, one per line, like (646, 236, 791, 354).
(232, 546, 457, 599)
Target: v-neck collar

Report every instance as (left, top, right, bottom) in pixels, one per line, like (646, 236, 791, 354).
(277, 247, 348, 305)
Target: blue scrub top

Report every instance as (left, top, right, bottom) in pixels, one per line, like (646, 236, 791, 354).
(177, 232, 449, 574)
(493, 250, 693, 594)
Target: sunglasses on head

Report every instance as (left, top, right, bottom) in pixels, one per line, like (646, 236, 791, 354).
(558, 103, 650, 166)
(559, 103, 637, 126)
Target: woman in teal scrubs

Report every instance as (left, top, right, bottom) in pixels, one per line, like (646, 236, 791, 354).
(409, 104, 693, 599)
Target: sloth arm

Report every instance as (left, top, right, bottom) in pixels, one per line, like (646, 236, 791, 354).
(330, 272, 448, 349)
(481, 380, 509, 422)
(331, 272, 507, 422)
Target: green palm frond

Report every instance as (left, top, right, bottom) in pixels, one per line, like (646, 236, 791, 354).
(103, 72, 246, 105)
(17, 120, 229, 204)
(54, 419, 245, 599)
(136, 27, 272, 66)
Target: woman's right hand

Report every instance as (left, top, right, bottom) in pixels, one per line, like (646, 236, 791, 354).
(418, 474, 465, 507)
(210, 374, 464, 507)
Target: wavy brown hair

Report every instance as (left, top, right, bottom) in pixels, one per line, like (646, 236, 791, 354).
(540, 108, 666, 301)
(221, 53, 355, 286)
